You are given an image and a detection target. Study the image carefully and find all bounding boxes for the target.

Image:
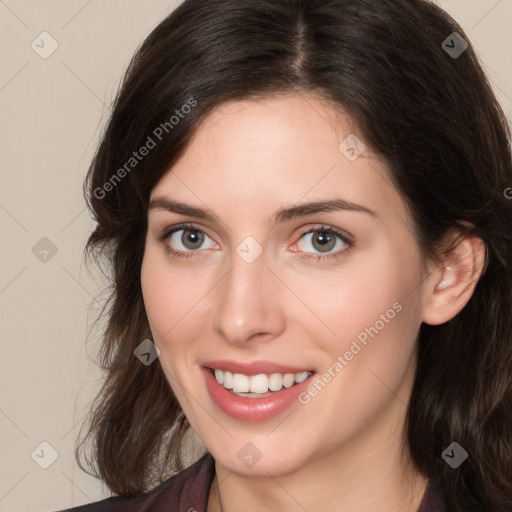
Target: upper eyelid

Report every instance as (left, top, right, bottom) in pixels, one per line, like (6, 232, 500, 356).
(161, 223, 215, 241)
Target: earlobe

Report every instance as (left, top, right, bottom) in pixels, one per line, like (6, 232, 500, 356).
(422, 235, 487, 326)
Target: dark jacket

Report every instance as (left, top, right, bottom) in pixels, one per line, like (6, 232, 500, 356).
(56, 452, 449, 511)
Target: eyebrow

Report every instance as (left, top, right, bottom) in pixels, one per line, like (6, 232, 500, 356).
(148, 196, 378, 224)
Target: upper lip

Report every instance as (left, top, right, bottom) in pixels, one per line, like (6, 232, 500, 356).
(203, 360, 314, 376)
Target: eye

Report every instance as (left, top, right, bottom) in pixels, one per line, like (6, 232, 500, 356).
(157, 223, 354, 262)
(293, 225, 354, 262)
(158, 223, 217, 259)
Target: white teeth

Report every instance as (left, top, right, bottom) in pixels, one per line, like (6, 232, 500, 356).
(249, 374, 268, 393)
(223, 371, 233, 389)
(295, 371, 309, 383)
(214, 369, 224, 385)
(268, 373, 283, 391)
(282, 373, 295, 388)
(212, 369, 312, 394)
(232, 373, 250, 392)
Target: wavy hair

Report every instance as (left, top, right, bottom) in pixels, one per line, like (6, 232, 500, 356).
(75, 1, 512, 510)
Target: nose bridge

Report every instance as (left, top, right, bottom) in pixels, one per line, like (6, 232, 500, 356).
(212, 242, 283, 344)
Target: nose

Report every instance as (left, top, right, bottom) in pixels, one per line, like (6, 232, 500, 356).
(212, 247, 285, 346)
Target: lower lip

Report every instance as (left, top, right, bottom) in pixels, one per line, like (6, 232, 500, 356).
(202, 367, 316, 422)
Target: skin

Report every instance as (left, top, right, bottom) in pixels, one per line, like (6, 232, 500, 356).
(140, 93, 486, 512)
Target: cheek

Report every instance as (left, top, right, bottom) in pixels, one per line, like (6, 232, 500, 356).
(295, 269, 421, 436)
(321, 250, 422, 399)
(298, 242, 422, 356)
(140, 250, 199, 348)
(140, 248, 220, 392)
(141, 259, 169, 335)
(296, 253, 423, 427)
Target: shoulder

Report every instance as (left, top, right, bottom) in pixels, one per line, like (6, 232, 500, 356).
(54, 452, 215, 512)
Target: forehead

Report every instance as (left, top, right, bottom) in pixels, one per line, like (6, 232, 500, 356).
(151, 94, 409, 228)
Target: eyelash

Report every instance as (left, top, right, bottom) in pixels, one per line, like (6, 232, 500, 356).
(156, 222, 355, 263)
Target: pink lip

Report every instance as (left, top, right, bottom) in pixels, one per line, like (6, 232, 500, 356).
(202, 367, 317, 422)
(202, 359, 313, 376)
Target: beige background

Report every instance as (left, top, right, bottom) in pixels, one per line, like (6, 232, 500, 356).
(0, 1, 511, 511)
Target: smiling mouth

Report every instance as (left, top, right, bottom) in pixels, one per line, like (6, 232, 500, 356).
(208, 368, 315, 397)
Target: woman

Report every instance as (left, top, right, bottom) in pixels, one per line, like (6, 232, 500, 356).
(61, 0, 512, 510)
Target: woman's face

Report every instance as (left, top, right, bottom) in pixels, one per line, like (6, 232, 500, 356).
(141, 93, 431, 476)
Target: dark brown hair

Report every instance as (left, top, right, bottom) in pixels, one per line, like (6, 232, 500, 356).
(76, 0, 512, 510)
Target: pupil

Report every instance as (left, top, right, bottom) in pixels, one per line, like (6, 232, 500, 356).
(314, 231, 335, 252)
(183, 229, 203, 249)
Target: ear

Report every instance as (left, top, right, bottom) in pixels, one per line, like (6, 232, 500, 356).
(421, 231, 487, 326)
